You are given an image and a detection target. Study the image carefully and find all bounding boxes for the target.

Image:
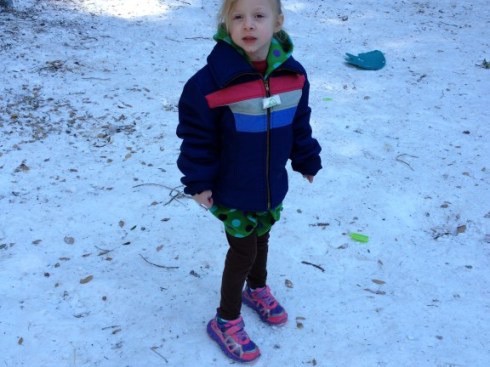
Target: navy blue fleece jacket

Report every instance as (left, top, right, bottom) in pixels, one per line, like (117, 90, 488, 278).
(176, 38, 322, 211)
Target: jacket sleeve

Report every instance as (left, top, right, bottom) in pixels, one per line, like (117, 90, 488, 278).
(176, 77, 220, 196)
(290, 75, 322, 176)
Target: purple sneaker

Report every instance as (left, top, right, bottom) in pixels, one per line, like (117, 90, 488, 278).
(242, 286, 288, 325)
(207, 315, 260, 363)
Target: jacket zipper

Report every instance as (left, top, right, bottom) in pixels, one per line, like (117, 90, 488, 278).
(226, 72, 280, 209)
(264, 78, 272, 209)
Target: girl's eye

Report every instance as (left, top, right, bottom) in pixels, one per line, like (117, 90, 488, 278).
(233, 14, 243, 20)
(255, 13, 265, 19)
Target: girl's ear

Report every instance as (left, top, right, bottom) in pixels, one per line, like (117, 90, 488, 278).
(274, 14, 284, 33)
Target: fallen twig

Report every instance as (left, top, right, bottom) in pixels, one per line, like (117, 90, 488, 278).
(165, 185, 187, 205)
(309, 222, 330, 228)
(396, 153, 418, 171)
(133, 183, 167, 189)
(132, 183, 188, 205)
(101, 325, 121, 331)
(185, 36, 211, 40)
(95, 245, 117, 256)
(301, 261, 325, 272)
(139, 254, 178, 270)
(150, 347, 168, 363)
(364, 288, 386, 295)
(82, 77, 110, 81)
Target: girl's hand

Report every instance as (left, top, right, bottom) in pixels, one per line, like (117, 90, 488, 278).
(193, 190, 213, 209)
(303, 175, 314, 183)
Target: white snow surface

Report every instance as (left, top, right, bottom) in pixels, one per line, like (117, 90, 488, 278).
(1, 1, 489, 366)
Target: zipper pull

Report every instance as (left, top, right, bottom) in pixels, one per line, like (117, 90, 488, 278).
(263, 95, 281, 109)
(262, 79, 281, 109)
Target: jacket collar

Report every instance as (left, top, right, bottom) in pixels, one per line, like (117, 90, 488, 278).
(207, 41, 253, 88)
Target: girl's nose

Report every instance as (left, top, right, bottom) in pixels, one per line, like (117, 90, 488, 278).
(244, 16, 255, 29)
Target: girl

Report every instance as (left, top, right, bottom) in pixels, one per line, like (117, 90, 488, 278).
(176, 0, 322, 362)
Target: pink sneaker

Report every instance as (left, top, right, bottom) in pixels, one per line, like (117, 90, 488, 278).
(242, 285, 288, 325)
(207, 315, 260, 363)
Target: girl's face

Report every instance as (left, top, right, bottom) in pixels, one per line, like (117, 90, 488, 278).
(227, 0, 283, 61)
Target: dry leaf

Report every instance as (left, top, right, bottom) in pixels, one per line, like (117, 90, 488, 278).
(372, 279, 386, 285)
(15, 162, 30, 173)
(64, 236, 75, 245)
(80, 275, 93, 284)
(456, 225, 466, 234)
(285, 279, 294, 288)
(189, 270, 200, 278)
(295, 316, 305, 329)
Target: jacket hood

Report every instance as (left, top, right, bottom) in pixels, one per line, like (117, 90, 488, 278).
(213, 23, 294, 79)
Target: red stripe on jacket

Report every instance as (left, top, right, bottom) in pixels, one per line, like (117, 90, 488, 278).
(269, 74, 306, 95)
(206, 80, 265, 108)
(206, 74, 306, 109)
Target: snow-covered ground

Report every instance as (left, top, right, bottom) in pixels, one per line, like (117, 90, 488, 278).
(1, 1, 489, 366)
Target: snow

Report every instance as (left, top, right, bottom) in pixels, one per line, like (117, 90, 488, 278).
(1, 0, 489, 366)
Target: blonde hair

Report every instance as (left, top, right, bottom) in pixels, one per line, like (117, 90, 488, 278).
(218, 0, 283, 31)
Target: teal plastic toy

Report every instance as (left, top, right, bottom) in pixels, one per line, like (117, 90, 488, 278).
(345, 50, 386, 70)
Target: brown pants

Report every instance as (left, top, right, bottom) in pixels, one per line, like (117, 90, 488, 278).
(217, 231, 270, 320)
